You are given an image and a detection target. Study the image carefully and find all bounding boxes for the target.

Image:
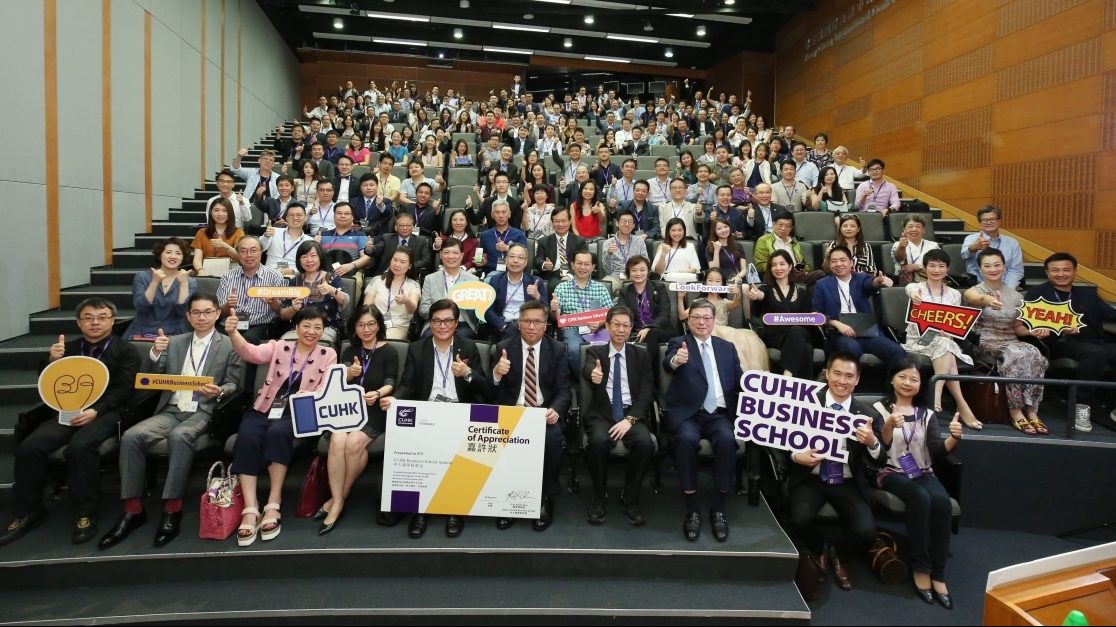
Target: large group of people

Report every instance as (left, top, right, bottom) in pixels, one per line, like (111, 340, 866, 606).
(2, 77, 1115, 612)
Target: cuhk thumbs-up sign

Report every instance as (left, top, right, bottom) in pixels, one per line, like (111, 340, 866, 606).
(153, 328, 170, 354)
(590, 358, 603, 385)
(290, 364, 368, 437)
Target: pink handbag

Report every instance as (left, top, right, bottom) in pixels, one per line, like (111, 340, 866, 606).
(198, 461, 244, 540)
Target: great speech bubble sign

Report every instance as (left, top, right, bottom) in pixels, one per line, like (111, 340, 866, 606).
(449, 281, 497, 317)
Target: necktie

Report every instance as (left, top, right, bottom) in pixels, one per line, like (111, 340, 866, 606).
(400, 238, 408, 248)
(611, 352, 624, 422)
(557, 237, 567, 267)
(820, 403, 844, 480)
(701, 343, 717, 413)
(525, 346, 538, 407)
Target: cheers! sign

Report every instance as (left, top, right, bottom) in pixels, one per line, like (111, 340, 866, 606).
(905, 301, 982, 340)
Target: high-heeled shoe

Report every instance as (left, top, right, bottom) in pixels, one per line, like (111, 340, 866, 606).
(312, 506, 328, 521)
(932, 582, 953, 610)
(318, 510, 344, 536)
(912, 578, 934, 604)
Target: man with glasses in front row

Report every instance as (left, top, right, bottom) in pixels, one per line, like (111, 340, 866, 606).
(98, 293, 244, 550)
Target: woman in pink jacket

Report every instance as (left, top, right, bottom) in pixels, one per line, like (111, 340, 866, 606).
(224, 307, 337, 546)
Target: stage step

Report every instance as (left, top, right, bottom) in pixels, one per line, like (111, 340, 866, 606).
(28, 309, 135, 335)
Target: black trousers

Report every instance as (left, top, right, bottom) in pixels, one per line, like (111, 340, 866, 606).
(672, 410, 738, 494)
(14, 412, 121, 517)
(583, 415, 654, 503)
(542, 421, 565, 498)
(788, 475, 876, 559)
(1052, 339, 1116, 403)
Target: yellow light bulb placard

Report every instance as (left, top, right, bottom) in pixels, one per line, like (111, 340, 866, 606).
(37, 356, 110, 423)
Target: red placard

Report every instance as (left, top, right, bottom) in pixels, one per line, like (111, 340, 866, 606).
(905, 300, 982, 340)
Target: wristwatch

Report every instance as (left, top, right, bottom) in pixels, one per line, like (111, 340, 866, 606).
(625, 416, 637, 425)
(463, 371, 473, 383)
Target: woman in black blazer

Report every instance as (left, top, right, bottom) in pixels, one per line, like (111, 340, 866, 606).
(616, 256, 674, 382)
(317, 305, 399, 534)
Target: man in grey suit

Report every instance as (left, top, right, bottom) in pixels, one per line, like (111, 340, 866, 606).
(99, 293, 243, 549)
(419, 238, 479, 338)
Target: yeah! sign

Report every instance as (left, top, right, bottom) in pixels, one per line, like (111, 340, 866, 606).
(1018, 297, 1086, 336)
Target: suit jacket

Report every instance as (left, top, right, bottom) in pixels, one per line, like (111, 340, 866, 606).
(40, 337, 141, 419)
(484, 272, 549, 331)
(350, 195, 394, 235)
(616, 200, 661, 240)
(331, 175, 362, 205)
(399, 202, 442, 238)
(372, 232, 432, 278)
(244, 199, 277, 237)
(812, 273, 880, 323)
(621, 140, 648, 156)
(581, 343, 653, 423)
(617, 281, 673, 332)
(490, 335, 571, 420)
(786, 389, 885, 500)
(395, 338, 490, 403)
(147, 332, 243, 416)
(662, 334, 743, 432)
(235, 340, 337, 414)
(1025, 283, 1116, 345)
(534, 231, 588, 281)
(273, 137, 310, 164)
(509, 136, 536, 157)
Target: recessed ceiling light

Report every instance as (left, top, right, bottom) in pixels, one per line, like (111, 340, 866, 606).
(643, 21, 654, 32)
(563, 37, 573, 48)
(453, 27, 463, 39)
(333, 18, 343, 29)
(524, 13, 534, 20)
(437, 51, 445, 59)
(664, 47, 673, 58)
(696, 25, 706, 36)
(724, 0, 735, 5)
(584, 15, 594, 24)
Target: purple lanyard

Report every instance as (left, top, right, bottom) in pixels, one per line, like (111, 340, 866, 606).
(434, 345, 453, 389)
(81, 338, 111, 359)
(901, 409, 923, 447)
(495, 229, 510, 246)
(871, 183, 886, 205)
(282, 232, 302, 257)
(530, 208, 547, 232)
(616, 237, 633, 262)
(287, 345, 312, 391)
(575, 283, 593, 311)
(359, 342, 378, 379)
(922, 283, 945, 303)
(723, 246, 736, 270)
(665, 247, 679, 270)
(637, 288, 653, 325)
(414, 205, 426, 227)
(1055, 289, 1072, 303)
(906, 240, 924, 263)
(782, 183, 797, 203)
(188, 335, 214, 374)
(507, 279, 524, 303)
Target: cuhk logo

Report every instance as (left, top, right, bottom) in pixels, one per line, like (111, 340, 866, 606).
(396, 406, 416, 427)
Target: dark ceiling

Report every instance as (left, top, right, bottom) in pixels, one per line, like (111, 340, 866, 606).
(256, 0, 817, 72)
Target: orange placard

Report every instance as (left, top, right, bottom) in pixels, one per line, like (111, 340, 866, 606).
(246, 286, 311, 299)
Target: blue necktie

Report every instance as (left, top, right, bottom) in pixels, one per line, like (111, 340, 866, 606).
(820, 403, 844, 481)
(611, 352, 624, 422)
(701, 343, 717, 413)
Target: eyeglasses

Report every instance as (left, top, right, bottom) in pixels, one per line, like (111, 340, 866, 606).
(188, 309, 218, 316)
(430, 318, 457, 327)
(355, 321, 378, 329)
(689, 315, 714, 323)
(79, 315, 114, 323)
(519, 319, 548, 327)
(867, 167, 883, 173)
(609, 322, 633, 330)
(980, 218, 1000, 224)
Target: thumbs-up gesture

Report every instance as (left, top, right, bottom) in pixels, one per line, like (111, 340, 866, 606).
(451, 353, 471, 378)
(526, 280, 540, 300)
(153, 328, 170, 354)
(152, 267, 167, 282)
(746, 284, 763, 300)
(949, 412, 964, 440)
(255, 184, 267, 198)
(747, 206, 755, 220)
(494, 349, 511, 377)
(542, 257, 554, 272)
(347, 356, 362, 381)
(550, 294, 560, 315)
(674, 341, 689, 365)
(898, 235, 909, 249)
(224, 312, 240, 334)
(226, 288, 239, 309)
(590, 358, 603, 384)
(264, 225, 275, 238)
(49, 334, 66, 361)
(237, 147, 249, 158)
(876, 271, 893, 288)
(607, 238, 618, 254)
(885, 404, 905, 429)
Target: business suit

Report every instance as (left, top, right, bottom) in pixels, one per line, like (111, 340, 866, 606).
(119, 332, 242, 501)
(581, 343, 655, 505)
(616, 200, 661, 240)
(398, 202, 442, 238)
(350, 195, 394, 235)
(1025, 283, 1116, 405)
(534, 231, 588, 294)
(419, 267, 480, 336)
(787, 389, 884, 559)
(621, 140, 649, 156)
(370, 232, 432, 279)
(491, 335, 571, 499)
(14, 338, 141, 518)
(663, 334, 743, 495)
(331, 175, 362, 205)
(509, 136, 536, 157)
(484, 272, 549, 339)
(812, 274, 905, 365)
(744, 203, 786, 241)
(395, 338, 490, 404)
(273, 136, 310, 164)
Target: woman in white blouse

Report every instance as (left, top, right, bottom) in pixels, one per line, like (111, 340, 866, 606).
(362, 248, 421, 340)
(654, 218, 701, 284)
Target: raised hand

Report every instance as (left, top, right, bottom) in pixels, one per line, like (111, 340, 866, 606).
(674, 341, 689, 365)
(590, 358, 603, 385)
(153, 328, 170, 354)
(876, 271, 893, 288)
(494, 349, 511, 377)
(152, 267, 168, 282)
(949, 412, 963, 439)
(226, 288, 238, 309)
(49, 334, 65, 361)
(347, 356, 362, 381)
(542, 258, 554, 272)
(237, 147, 249, 158)
(451, 353, 471, 378)
(224, 312, 240, 335)
(526, 280, 540, 299)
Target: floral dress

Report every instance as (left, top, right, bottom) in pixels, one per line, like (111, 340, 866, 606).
(971, 284, 1047, 409)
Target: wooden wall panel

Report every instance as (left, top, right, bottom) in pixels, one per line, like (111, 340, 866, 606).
(776, 0, 1116, 282)
(704, 50, 777, 122)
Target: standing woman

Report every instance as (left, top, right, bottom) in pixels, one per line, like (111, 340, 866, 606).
(126, 237, 197, 338)
(318, 306, 399, 534)
(746, 250, 815, 379)
(824, 214, 877, 275)
(191, 198, 243, 276)
(226, 306, 337, 546)
(876, 360, 964, 609)
(571, 180, 606, 241)
(278, 241, 349, 347)
(363, 248, 421, 340)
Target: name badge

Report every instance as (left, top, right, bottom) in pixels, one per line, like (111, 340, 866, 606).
(496, 262, 507, 273)
(268, 395, 289, 421)
(578, 325, 592, 335)
(821, 460, 845, 486)
(237, 320, 250, 331)
(916, 329, 939, 347)
(277, 260, 289, 269)
(897, 452, 923, 479)
(183, 391, 200, 413)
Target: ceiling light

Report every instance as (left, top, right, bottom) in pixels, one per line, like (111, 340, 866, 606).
(484, 46, 534, 55)
(437, 51, 445, 59)
(563, 37, 573, 48)
(524, 13, 534, 19)
(643, 21, 654, 32)
(365, 11, 428, 22)
(585, 55, 630, 63)
(533, 0, 571, 3)
(584, 15, 594, 24)
(493, 23, 550, 33)
(667, 13, 693, 18)
(664, 47, 673, 58)
(724, 0, 735, 4)
(453, 27, 463, 38)
(460, 0, 469, 7)
(373, 37, 427, 46)
(333, 18, 344, 29)
(696, 25, 706, 36)
(607, 33, 658, 43)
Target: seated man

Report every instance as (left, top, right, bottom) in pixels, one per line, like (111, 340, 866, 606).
(1026, 252, 1116, 431)
(551, 250, 613, 379)
(854, 158, 900, 217)
(753, 210, 811, 275)
(358, 212, 431, 279)
(380, 299, 491, 539)
(960, 206, 1024, 289)
(813, 245, 906, 366)
(486, 243, 548, 341)
(534, 207, 588, 296)
(216, 236, 287, 344)
(373, 153, 402, 205)
(98, 293, 244, 549)
(491, 301, 571, 532)
(399, 160, 444, 209)
(477, 200, 528, 276)
(400, 182, 443, 238)
(662, 298, 743, 542)
(581, 306, 655, 526)
(617, 180, 661, 241)
(350, 173, 393, 237)
(419, 238, 479, 339)
(306, 179, 338, 236)
(252, 175, 298, 237)
(477, 172, 521, 230)
(332, 155, 361, 204)
(788, 351, 884, 592)
(316, 202, 368, 265)
(259, 203, 313, 277)
(0, 298, 141, 546)
(705, 185, 747, 240)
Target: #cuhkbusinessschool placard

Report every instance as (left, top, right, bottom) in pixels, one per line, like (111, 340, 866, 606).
(382, 401, 546, 519)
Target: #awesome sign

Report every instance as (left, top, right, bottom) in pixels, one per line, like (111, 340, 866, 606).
(734, 370, 871, 463)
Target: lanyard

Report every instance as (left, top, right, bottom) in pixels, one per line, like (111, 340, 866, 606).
(495, 228, 511, 245)
(901, 409, 922, 448)
(238, 272, 258, 299)
(359, 342, 378, 379)
(615, 236, 633, 263)
(574, 282, 593, 310)
(671, 203, 685, 220)
(922, 282, 945, 303)
(444, 271, 459, 294)
(871, 183, 886, 206)
(1054, 288, 1072, 303)
(906, 239, 925, 263)
(838, 281, 854, 312)
(507, 279, 524, 304)
(665, 247, 680, 271)
(722, 245, 736, 270)
(287, 345, 312, 391)
(81, 338, 112, 359)
(188, 334, 214, 375)
(282, 232, 303, 258)
(656, 178, 670, 199)
(434, 344, 453, 389)
(782, 182, 797, 203)
(529, 208, 547, 232)
(618, 180, 633, 201)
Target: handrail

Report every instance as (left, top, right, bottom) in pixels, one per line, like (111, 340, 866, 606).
(928, 373, 1116, 439)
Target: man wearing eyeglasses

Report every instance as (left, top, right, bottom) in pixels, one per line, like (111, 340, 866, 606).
(0, 298, 140, 547)
(960, 206, 1024, 289)
(853, 158, 900, 217)
(99, 293, 243, 550)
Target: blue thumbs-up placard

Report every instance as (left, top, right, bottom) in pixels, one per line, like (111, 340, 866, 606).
(289, 364, 369, 438)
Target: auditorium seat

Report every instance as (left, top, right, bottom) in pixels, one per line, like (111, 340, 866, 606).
(794, 213, 838, 243)
(448, 168, 475, 187)
(877, 287, 931, 369)
(636, 156, 659, 170)
(352, 165, 372, 180)
(650, 145, 676, 158)
(574, 343, 659, 460)
(448, 185, 472, 209)
(316, 339, 409, 457)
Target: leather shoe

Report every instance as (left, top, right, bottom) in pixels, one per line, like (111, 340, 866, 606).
(73, 515, 100, 545)
(829, 547, 852, 590)
(816, 552, 830, 583)
(495, 517, 514, 530)
(318, 509, 343, 536)
(407, 514, 427, 539)
(0, 511, 47, 547)
(933, 583, 953, 610)
(533, 497, 553, 532)
(100, 511, 146, 549)
(445, 515, 464, 538)
(153, 512, 182, 547)
(312, 506, 328, 521)
(683, 511, 701, 541)
(586, 498, 606, 525)
(620, 499, 646, 527)
(709, 510, 729, 542)
(375, 511, 401, 527)
(912, 578, 934, 604)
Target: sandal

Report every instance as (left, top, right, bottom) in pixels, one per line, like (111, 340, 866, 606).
(1011, 415, 1036, 436)
(1029, 417, 1049, 435)
(237, 507, 260, 547)
(260, 503, 282, 541)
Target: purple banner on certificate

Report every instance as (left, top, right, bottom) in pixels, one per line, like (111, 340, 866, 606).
(762, 313, 826, 326)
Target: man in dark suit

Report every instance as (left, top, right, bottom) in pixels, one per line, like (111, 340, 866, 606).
(662, 299, 743, 542)
(490, 300, 571, 532)
(349, 173, 393, 236)
(367, 212, 431, 279)
(534, 207, 588, 295)
(485, 243, 548, 341)
(477, 172, 522, 229)
(617, 181, 661, 241)
(273, 122, 310, 165)
(509, 126, 536, 158)
(386, 299, 491, 539)
(743, 183, 784, 241)
(99, 293, 243, 549)
(306, 143, 336, 180)
(621, 127, 649, 156)
(812, 245, 905, 366)
(581, 306, 655, 526)
(787, 351, 884, 592)
(0, 298, 141, 546)
(331, 155, 362, 205)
